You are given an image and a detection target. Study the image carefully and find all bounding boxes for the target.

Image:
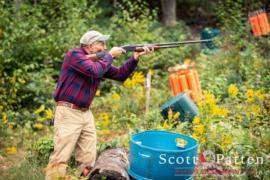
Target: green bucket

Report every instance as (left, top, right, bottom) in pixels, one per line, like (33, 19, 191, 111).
(160, 93, 198, 122)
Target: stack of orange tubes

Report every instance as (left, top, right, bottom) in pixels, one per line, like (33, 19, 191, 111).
(249, 10, 270, 36)
(168, 63, 202, 102)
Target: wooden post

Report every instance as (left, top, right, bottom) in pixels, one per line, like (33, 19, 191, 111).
(145, 71, 151, 114)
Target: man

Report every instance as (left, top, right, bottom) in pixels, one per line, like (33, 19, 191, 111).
(45, 30, 153, 179)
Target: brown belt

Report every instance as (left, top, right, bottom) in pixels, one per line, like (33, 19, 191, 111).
(56, 101, 89, 112)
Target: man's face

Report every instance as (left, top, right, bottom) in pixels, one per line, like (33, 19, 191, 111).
(87, 41, 106, 54)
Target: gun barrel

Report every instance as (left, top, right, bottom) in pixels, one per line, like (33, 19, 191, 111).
(124, 39, 212, 47)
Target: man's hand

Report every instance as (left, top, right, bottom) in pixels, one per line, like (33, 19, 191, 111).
(109, 47, 126, 58)
(133, 46, 154, 60)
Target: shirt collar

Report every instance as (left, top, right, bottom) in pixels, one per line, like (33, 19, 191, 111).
(80, 47, 89, 55)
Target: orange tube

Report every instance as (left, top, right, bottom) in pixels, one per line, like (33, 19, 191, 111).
(249, 12, 262, 36)
(178, 75, 189, 93)
(186, 72, 198, 101)
(261, 10, 270, 34)
(192, 69, 202, 98)
(172, 74, 181, 96)
(257, 10, 269, 35)
(169, 74, 176, 95)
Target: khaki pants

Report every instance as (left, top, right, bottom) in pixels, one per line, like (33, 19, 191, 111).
(45, 106, 96, 180)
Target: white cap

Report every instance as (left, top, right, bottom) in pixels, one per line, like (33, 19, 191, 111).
(80, 30, 110, 45)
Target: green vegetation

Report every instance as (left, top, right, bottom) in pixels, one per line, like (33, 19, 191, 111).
(0, 0, 269, 179)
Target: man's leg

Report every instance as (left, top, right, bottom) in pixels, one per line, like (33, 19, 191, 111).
(45, 106, 83, 180)
(75, 109, 97, 177)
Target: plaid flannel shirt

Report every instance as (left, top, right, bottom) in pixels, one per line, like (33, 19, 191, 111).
(53, 47, 138, 108)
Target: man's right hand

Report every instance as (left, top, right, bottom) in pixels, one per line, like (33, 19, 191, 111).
(109, 47, 126, 58)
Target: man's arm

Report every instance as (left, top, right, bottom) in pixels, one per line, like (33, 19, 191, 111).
(69, 49, 113, 79)
(103, 56, 138, 81)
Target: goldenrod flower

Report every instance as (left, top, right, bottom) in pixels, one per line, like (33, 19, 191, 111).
(192, 116, 200, 125)
(34, 123, 44, 129)
(193, 124, 204, 135)
(212, 105, 228, 117)
(2, 113, 8, 124)
(46, 108, 54, 119)
(203, 91, 216, 107)
(246, 89, 255, 102)
(167, 109, 173, 120)
(123, 72, 145, 88)
(112, 92, 120, 100)
(100, 113, 109, 127)
(251, 105, 261, 115)
(254, 90, 265, 101)
(228, 84, 239, 97)
(173, 112, 180, 119)
(95, 90, 100, 96)
(5, 147, 17, 155)
(220, 135, 232, 150)
(162, 120, 170, 129)
(34, 105, 45, 114)
(184, 59, 192, 64)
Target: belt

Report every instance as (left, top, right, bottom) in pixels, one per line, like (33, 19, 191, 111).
(56, 101, 89, 112)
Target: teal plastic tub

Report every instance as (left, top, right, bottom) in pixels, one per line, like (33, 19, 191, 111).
(160, 93, 198, 122)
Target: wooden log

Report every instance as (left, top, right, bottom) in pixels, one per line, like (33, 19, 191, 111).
(88, 148, 130, 180)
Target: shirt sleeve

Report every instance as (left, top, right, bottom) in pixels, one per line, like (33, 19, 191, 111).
(103, 56, 138, 81)
(69, 49, 113, 79)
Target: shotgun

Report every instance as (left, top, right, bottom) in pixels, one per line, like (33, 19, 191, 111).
(87, 39, 212, 59)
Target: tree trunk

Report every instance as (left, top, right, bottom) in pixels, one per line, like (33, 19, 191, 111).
(88, 148, 130, 180)
(161, 0, 177, 27)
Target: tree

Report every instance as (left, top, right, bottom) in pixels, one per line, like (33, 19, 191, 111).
(161, 0, 177, 27)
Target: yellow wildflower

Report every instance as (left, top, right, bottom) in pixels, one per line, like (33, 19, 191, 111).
(200, 138, 206, 145)
(254, 90, 265, 101)
(112, 92, 120, 100)
(173, 112, 180, 119)
(5, 147, 17, 155)
(251, 105, 261, 115)
(95, 90, 100, 96)
(212, 105, 228, 117)
(34, 123, 44, 129)
(193, 124, 204, 135)
(100, 113, 109, 127)
(191, 133, 199, 140)
(46, 108, 54, 119)
(123, 72, 145, 88)
(2, 113, 8, 124)
(236, 115, 243, 122)
(34, 105, 45, 114)
(246, 89, 255, 102)
(220, 135, 233, 150)
(203, 91, 216, 107)
(162, 120, 170, 129)
(184, 59, 192, 64)
(167, 109, 173, 120)
(192, 116, 200, 125)
(228, 84, 239, 97)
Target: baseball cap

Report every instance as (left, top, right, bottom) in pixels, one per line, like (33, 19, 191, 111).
(80, 30, 110, 45)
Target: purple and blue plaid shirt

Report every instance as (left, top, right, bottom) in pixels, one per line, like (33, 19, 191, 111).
(53, 47, 138, 108)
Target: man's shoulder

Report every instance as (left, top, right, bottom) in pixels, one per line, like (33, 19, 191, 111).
(68, 47, 83, 55)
